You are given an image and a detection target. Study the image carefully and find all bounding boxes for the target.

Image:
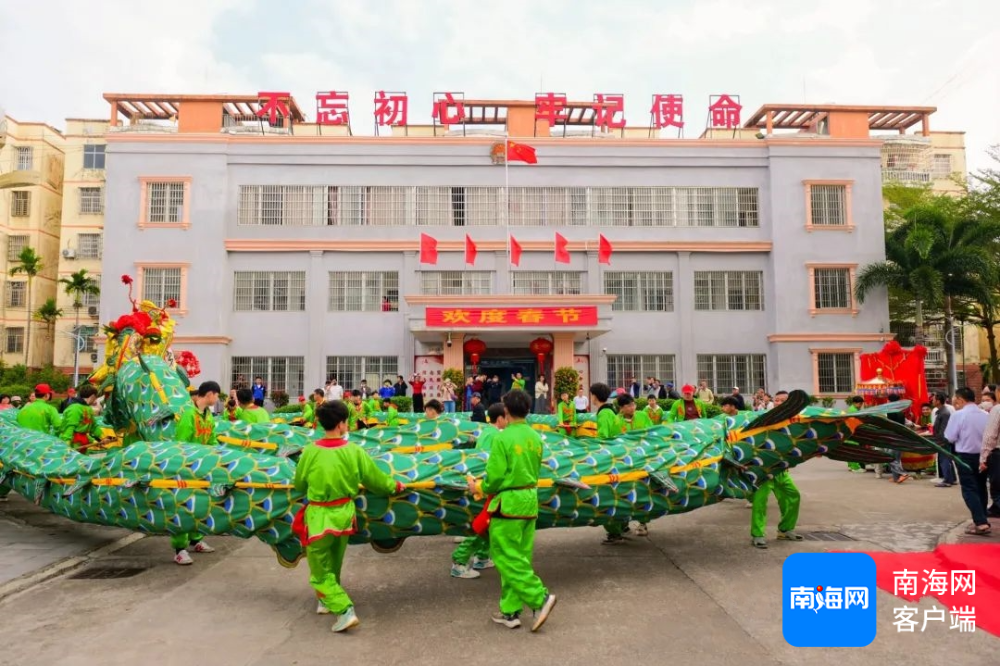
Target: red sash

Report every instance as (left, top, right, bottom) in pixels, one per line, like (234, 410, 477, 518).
(292, 497, 351, 544)
(71, 432, 92, 452)
(472, 495, 495, 536)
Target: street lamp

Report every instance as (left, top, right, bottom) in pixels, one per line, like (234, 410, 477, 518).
(58, 329, 87, 388)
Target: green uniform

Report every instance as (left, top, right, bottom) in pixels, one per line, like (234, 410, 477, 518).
(16, 401, 61, 435)
(171, 404, 216, 550)
(845, 405, 861, 470)
(483, 420, 548, 615)
(620, 409, 653, 432)
(384, 405, 398, 427)
(668, 398, 707, 423)
(595, 405, 619, 438)
(645, 404, 664, 425)
(59, 402, 102, 448)
(452, 428, 498, 566)
(347, 402, 360, 430)
(300, 401, 316, 429)
(235, 404, 270, 424)
(294, 438, 401, 614)
(511, 378, 526, 392)
(750, 471, 801, 538)
(556, 400, 576, 426)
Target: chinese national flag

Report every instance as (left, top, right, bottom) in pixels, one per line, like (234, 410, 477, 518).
(465, 234, 477, 265)
(419, 233, 438, 265)
(554, 232, 570, 264)
(510, 235, 523, 267)
(598, 234, 613, 265)
(506, 140, 538, 164)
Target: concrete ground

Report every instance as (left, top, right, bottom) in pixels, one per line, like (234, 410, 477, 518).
(1, 457, 997, 665)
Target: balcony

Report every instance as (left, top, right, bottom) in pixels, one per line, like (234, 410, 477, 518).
(881, 169, 931, 183)
(880, 135, 932, 185)
(0, 159, 42, 189)
(108, 119, 178, 134)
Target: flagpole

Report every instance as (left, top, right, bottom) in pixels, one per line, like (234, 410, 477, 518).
(505, 129, 511, 293)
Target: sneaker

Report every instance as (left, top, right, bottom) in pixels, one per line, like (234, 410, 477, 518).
(634, 523, 649, 537)
(192, 541, 215, 553)
(331, 606, 360, 633)
(450, 563, 481, 579)
(531, 594, 557, 632)
(491, 612, 522, 629)
(453, 536, 465, 544)
(471, 557, 494, 570)
(934, 482, 953, 488)
(751, 537, 768, 549)
(316, 601, 331, 615)
(777, 530, 804, 541)
(601, 534, 625, 545)
(174, 549, 193, 565)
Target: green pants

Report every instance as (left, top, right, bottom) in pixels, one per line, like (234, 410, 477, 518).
(170, 532, 204, 550)
(847, 462, 862, 471)
(307, 533, 352, 614)
(490, 517, 547, 615)
(452, 535, 490, 565)
(750, 472, 800, 538)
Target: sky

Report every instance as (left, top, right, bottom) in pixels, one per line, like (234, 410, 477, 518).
(1, 0, 998, 171)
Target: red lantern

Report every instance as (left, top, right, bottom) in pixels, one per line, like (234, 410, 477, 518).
(463, 338, 487, 372)
(529, 337, 554, 373)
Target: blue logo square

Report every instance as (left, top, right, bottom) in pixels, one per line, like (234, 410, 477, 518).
(782, 552, 877, 647)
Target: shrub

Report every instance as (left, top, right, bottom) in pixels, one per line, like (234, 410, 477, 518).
(820, 397, 837, 408)
(271, 390, 290, 408)
(274, 403, 304, 414)
(0, 384, 32, 401)
(554, 367, 580, 400)
(391, 396, 413, 413)
(30, 365, 71, 392)
(442, 367, 465, 388)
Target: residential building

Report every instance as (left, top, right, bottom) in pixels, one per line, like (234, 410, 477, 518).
(97, 93, 923, 401)
(0, 115, 64, 368)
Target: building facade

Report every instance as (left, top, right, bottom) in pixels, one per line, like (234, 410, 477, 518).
(95, 94, 907, 401)
(0, 115, 65, 369)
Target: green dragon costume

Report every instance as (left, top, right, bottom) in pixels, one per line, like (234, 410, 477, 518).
(0, 287, 956, 569)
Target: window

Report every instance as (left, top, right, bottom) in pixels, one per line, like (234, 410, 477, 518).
(238, 186, 412, 226)
(83, 145, 106, 170)
(145, 181, 186, 223)
(697, 354, 767, 393)
(420, 271, 493, 295)
(817, 352, 855, 394)
(604, 271, 673, 312)
(6, 235, 28, 262)
(5, 327, 24, 354)
(932, 154, 953, 179)
(141, 267, 182, 306)
(11, 191, 30, 217)
(326, 356, 400, 392)
(79, 187, 104, 214)
(78, 234, 103, 259)
(74, 325, 99, 353)
(230, 356, 305, 398)
(808, 184, 847, 226)
(328, 271, 399, 311)
(81, 275, 101, 310)
(607, 355, 676, 389)
(5, 281, 26, 308)
(233, 271, 306, 311)
(509, 187, 589, 227)
(512, 272, 583, 295)
(813, 268, 852, 310)
(15, 146, 33, 171)
(694, 271, 764, 311)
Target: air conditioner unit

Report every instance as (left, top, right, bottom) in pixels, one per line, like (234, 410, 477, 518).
(90, 353, 99, 363)
(88, 306, 99, 317)
(62, 248, 76, 259)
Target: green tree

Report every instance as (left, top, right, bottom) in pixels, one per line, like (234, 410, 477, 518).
(857, 198, 1000, 391)
(34, 298, 63, 335)
(8, 246, 44, 368)
(59, 268, 101, 339)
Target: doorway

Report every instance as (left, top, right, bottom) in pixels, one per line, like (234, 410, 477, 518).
(473, 349, 539, 401)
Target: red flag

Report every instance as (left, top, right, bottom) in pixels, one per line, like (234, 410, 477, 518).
(598, 234, 613, 265)
(419, 233, 438, 265)
(465, 234, 477, 265)
(506, 140, 538, 164)
(510, 235, 523, 267)
(554, 232, 570, 264)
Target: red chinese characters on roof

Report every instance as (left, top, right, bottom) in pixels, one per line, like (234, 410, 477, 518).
(374, 91, 408, 126)
(534, 92, 568, 124)
(650, 94, 684, 129)
(593, 94, 626, 130)
(256, 91, 291, 125)
(708, 94, 742, 129)
(432, 93, 466, 125)
(316, 91, 350, 126)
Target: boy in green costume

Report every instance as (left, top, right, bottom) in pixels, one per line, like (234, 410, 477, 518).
(617, 394, 653, 432)
(556, 391, 576, 435)
(172, 381, 222, 566)
(451, 403, 506, 579)
(381, 398, 399, 427)
(293, 399, 405, 632)
(235, 387, 270, 424)
(469, 389, 557, 631)
(644, 395, 664, 425)
(16, 384, 61, 435)
(299, 389, 324, 429)
(845, 396, 865, 471)
(59, 384, 104, 451)
(590, 383, 630, 545)
(510, 372, 526, 392)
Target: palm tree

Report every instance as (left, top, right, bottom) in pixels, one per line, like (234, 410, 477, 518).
(9, 246, 43, 368)
(35, 298, 63, 335)
(59, 269, 100, 385)
(855, 198, 1000, 392)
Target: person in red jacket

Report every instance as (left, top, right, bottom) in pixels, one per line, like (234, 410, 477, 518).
(411, 374, 425, 413)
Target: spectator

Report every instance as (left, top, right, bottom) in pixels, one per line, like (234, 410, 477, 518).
(772, 390, 788, 406)
(918, 402, 933, 428)
(629, 377, 641, 399)
(534, 377, 549, 414)
(251, 376, 267, 407)
(381, 295, 393, 312)
(470, 393, 487, 423)
(423, 399, 443, 420)
(980, 391, 996, 412)
(326, 378, 344, 402)
(696, 380, 715, 404)
(932, 392, 957, 487)
(669, 384, 707, 422)
(59, 387, 83, 413)
(411, 374, 425, 413)
(486, 375, 503, 406)
(359, 380, 371, 398)
(464, 377, 474, 411)
(719, 396, 740, 416)
(944, 387, 991, 535)
(441, 376, 457, 413)
(664, 382, 679, 400)
(846, 395, 865, 412)
(0, 394, 12, 411)
(573, 387, 589, 414)
(978, 397, 1000, 517)
(730, 387, 746, 411)
(885, 393, 911, 484)
(378, 380, 395, 400)
(393, 375, 408, 398)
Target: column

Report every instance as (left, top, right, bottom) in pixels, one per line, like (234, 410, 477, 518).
(306, 250, 325, 390)
(553, 332, 575, 374)
(676, 251, 695, 384)
(443, 333, 465, 371)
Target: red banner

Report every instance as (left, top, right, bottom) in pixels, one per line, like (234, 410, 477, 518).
(426, 306, 598, 327)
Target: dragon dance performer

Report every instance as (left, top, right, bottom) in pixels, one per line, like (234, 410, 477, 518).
(293, 400, 405, 632)
(381, 398, 399, 427)
(58, 384, 104, 451)
(469, 389, 557, 631)
(235, 388, 270, 424)
(645, 395, 664, 425)
(298, 389, 324, 429)
(556, 391, 576, 436)
(172, 381, 222, 565)
(16, 384, 61, 435)
(616, 394, 654, 537)
(745, 395, 802, 547)
(591, 383, 632, 545)
(451, 402, 505, 579)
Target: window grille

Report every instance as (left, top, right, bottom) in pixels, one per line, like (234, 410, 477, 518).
(693, 271, 764, 311)
(5, 327, 24, 354)
(79, 187, 104, 214)
(604, 271, 673, 311)
(230, 356, 305, 397)
(81, 274, 101, 309)
(607, 355, 676, 389)
(5, 281, 26, 308)
(15, 147, 33, 171)
(6, 235, 28, 262)
(78, 234, 103, 259)
(233, 271, 307, 311)
(813, 268, 851, 309)
(328, 271, 399, 311)
(817, 353, 854, 394)
(141, 268, 182, 305)
(325, 356, 400, 392)
(809, 185, 846, 226)
(932, 154, 953, 179)
(697, 354, 767, 393)
(511, 271, 583, 296)
(146, 182, 185, 223)
(420, 271, 493, 295)
(11, 192, 30, 217)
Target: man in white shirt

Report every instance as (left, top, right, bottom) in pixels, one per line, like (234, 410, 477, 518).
(573, 388, 589, 414)
(943, 387, 991, 535)
(325, 378, 344, 402)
